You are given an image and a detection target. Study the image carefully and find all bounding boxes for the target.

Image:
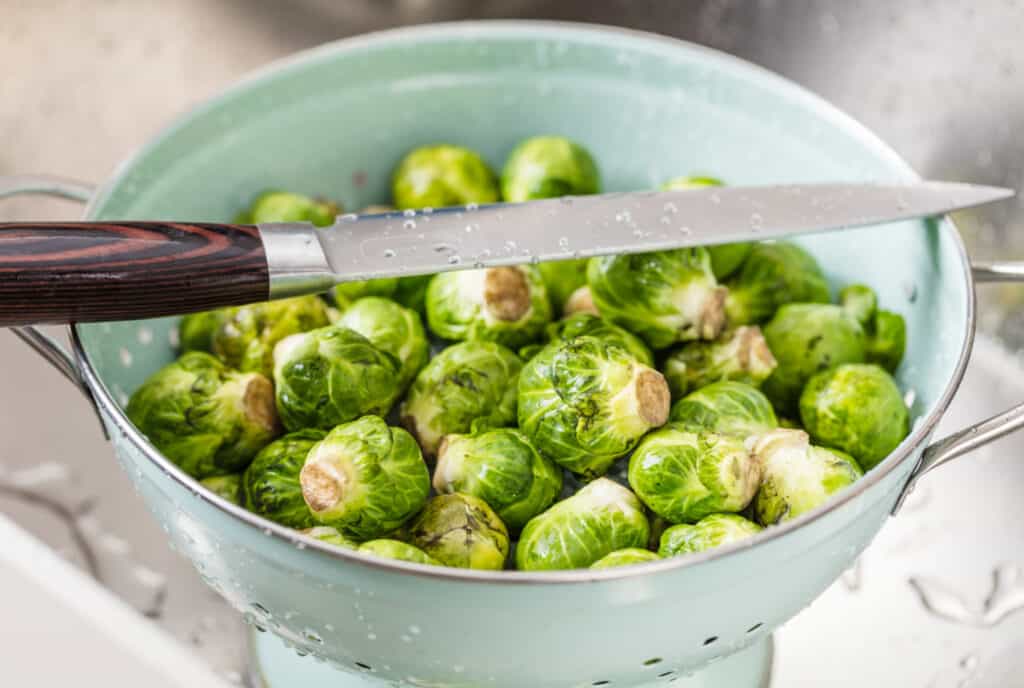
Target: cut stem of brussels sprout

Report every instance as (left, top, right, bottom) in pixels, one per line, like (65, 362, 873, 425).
(662, 325, 778, 398)
(615, 367, 672, 428)
(484, 267, 532, 321)
(564, 285, 599, 317)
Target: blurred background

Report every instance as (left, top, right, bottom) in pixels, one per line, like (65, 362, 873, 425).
(3, 2, 1024, 685)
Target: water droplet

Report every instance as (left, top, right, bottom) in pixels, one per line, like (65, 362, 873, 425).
(663, 201, 679, 214)
(448, 255, 461, 265)
(403, 219, 416, 230)
(503, 240, 517, 254)
(403, 209, 416, 218)
(904, 389, 917, 408)
(465, 223, 480, 233)
(559, 196, 574, 205)
(904, 281, 919, 303)
(401, 634, 412, 643)
(167, 327, 180, 347)
(304, 629, 323, 644)
(678, 226, 692, 235)
(709, 193, 721, 204)
(119, 348, 133, 367)
(910, 563, 1024, 626)
(841, 558, 863, 592)
(615, 210, 633, 223)
(223, 670, 243, 684)
(137, 327, 153, 345)
(383, 249, 396, 259)
(453, 665, 465, 673)
(340, 213, 359, 223)
(960, 654, 979, 672)
(367, 632, 377, 640)
(660, 216, 672, 225)
(750, 212, 764, 230)
(422, 207, 434, 214)
(466, 202, 479, 211)
(433, 243, 454, 253)
(558, 236, 570, 249)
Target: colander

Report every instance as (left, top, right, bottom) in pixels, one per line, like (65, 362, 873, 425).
(4, 21, 1024, 688)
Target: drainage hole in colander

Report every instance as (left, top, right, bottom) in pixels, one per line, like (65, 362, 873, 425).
(643, 658, 663, 666)
(703, 636, 718, 646)
(355, 662, 372, 671)
(658, 671, 675, 678)
(746, 623, 763, 634)
(591, 681, 610, 686)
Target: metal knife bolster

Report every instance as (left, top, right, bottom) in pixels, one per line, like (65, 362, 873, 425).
(260, 222, 335, 299)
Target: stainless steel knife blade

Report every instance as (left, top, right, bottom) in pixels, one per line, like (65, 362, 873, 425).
(260, 181, 1014, 298)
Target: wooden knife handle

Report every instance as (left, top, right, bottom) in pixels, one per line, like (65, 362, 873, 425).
(0, 221, 270, 325)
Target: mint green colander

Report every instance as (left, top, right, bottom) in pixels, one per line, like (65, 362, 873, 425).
(4, 21, 1023, 688)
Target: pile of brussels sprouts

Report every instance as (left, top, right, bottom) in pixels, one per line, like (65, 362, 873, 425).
(127, 137, 911, 572)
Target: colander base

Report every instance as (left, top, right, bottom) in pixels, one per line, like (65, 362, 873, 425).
(246, 629, 774, 688)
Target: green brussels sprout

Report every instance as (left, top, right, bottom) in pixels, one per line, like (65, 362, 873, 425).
(403, 494, 510, 570)
(425, 266, 553, 349)
(563, 285, 599, 317)
(433, 428, 562, 530)
(238, 190, 340, 226)
(838, 284, 878, 327)
(724, 242, 831, 325)
(357, 539, 440, 566)
(628, 426, 762, 524)
(179, 310, 228, 353)
(335, 297, 429, 389)
(518, 335, 671, 478)
(588, 248, 727, 349)
(299, 526, 358, 549)
(750, 428, 863, 525)
(200, 474, 242, 505)
(662, 325, 778, 398)
(400, 341, 522, 457)
(590, 548, 661, 569)
(242, 428, 325, 528)
(127, 352, 280, 479)
(866, 309, 906, 372)
(500, 136, 600, 202)
(333, 278, 400, 311)
(799, 363, 909, 470)
(660, 175, 752, 279)
(300, 416, 430, 539)
(273, 325, 401, 431)
(669, 381, 778, 439)
(211, 296, 331, 377)
(543, 312, 654, 366)
(392, 274, 433, 316)
(516, 478, 650, 571)
(392, 144, 499, 210)
(538, 259, 590, 315)
(658, 513, 761, 557)
(761, 304, 866, 414)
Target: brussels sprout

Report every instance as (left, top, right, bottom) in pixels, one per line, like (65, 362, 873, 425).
(724, 242, 831, 325)
(126, 352, 279, 479)
(299, 526, 358, 549)
(357, 539, 440, 566)
(799, 363, 909, 470)
(273, 325, 401, 431)
(333, 278, 400, 311)
(516, 478, 649, 571)
(211, 296, 331, 377)
(658, 513, 761, 557)
(628, 426, 762, 524)
(425, 266, 553, 349)
(392, 274, 433, 316)
(238, 190, 339, 226)
(242, 429, 325, 528)
(179, 310, 228, 353)
(300, 416, 430, 539)
(433, 428, 562, 530)
(661, 175, 752, 279)
(564, 285, 599, 317)
(400, 341, 522, 457)
(500, 136, 600, 202)
(839, 284, 878, 328)
(403, 494, 510, 570)
(544, 313, 654, 366)
(662, 325, 778, 398)
(539, 259, 590, 315)
(669, 381, 778, 439)
(590, 548, 661, 569)
(392, 144, 499, 210)
(518, 336, 671, 478)
(866, 309, 906, 372)
(200, 474, 242, 505)
(588, 248, 727, 349)
(750, 428, 863, 525)
(335, 297, 429, 389)
(761, 303, 866, 414)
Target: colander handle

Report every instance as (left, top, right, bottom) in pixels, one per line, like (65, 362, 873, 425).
(893, 261, 1024, 513)
(1, 176, 107, 437)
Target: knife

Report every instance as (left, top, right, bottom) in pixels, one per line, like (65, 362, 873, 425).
(0, 181, 1012, 326)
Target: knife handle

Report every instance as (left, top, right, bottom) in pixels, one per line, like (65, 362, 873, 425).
(0, 221, 270, 325)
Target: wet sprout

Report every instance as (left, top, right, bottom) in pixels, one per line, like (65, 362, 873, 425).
(658, 513, 761, 557)
(661, 175, 752, 279)
(538, 259, 590, 316)
(237, 190, 340, 227)
(242, 428, 326, 529)
(357, 539, 440, 566)
(840, 284, 906, 372)
(335, 296, 430, 390)
(542, 312, 654, 366)
(799, 363, 910, 470)
(661, 325, 777, 399)
(333, 278, 400, 312)
(300, 416, 430, 540)
(179, 310, 229, 353)
(425, 266, 553, 349)
(199, 474, 242, 505)
(724, 242, 831, 325)
(669, 381, 778, 439)
(590, 548, 661, 569)
(400, 341, 522, 457)
(628, 426, 762, 524)
(516, 478, 650, 571)
(518, 335, 671, 478)
(391, 144, 499, 210)
(500, 136, 600, 202)
(433, 428, 563, 530)
(126, 352, 280, 479)
(403, 494, 510, 570)
(273, 325, 401, 431)
(750, 428, 863, 525)
(588, 248, 727, 349)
